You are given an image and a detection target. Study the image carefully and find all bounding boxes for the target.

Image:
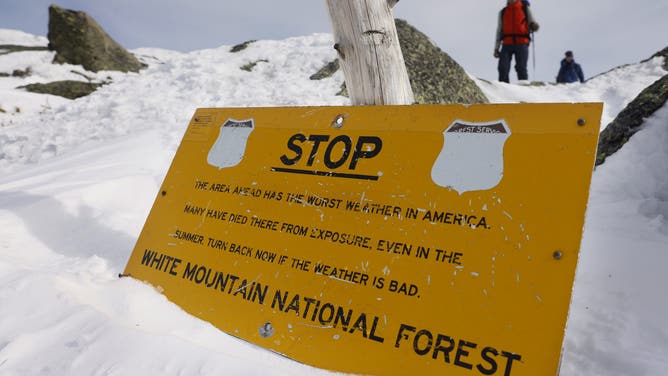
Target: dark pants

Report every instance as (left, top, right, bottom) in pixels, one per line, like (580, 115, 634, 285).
(498, 43, 529, 83)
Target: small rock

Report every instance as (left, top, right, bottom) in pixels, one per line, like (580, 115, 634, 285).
(240, 59, 268, 72)
(19, 80, 105, 99)
(310, 60, 340, 80)
(337, 82, 348, 97)
(11, 67, 32, 78)
(230, 40, 257, 53)
(0, 45, 49, 56)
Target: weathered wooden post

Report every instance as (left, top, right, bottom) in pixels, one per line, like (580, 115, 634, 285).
(325, 0, 414, 105)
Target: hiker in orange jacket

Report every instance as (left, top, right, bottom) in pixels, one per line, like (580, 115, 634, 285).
(494, 0, 539, 83)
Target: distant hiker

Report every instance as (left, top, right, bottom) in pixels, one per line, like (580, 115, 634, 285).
(494, 0, 540, 83)
(556, 50, 585, 83)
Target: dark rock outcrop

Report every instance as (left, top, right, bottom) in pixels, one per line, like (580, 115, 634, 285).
(19, 80, 104, 99)
(240, 59, 269, 72)
(47, 5, 145, 72)
(596, 74, 668, 165)
(310, 60, 340, 80)
(649, 46, 668, 71)
(395, 19, 488, 104)
(0, 45, 49, 56)
(230, 40, 257, 53)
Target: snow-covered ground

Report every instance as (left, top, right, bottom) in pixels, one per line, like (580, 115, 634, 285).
(475, 56, 667, 129)
(0, 29, 667, 375)
(561, 104, 668, 376)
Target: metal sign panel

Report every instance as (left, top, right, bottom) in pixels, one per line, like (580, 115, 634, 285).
(124, 103, 602, 375)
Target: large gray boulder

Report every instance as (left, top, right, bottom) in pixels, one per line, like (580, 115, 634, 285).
(597, 73, 668, 165)
(47, 5, 145, 73)
(312, 19, 488, 104)
(395, 19, 488, 104)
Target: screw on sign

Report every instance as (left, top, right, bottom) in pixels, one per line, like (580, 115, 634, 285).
(332, 114, 346, 128)
(259, 322, 274, 338)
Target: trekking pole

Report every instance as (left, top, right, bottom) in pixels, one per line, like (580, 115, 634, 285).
(531, 31, 536, 80)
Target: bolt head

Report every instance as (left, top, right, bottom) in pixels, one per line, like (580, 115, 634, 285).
(259, 322, 274, 338)
(332, 114, 345, 128)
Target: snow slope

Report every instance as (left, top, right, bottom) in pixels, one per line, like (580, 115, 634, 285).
(561, 104, 668, 375)
(1, 29, 667, 375)
(0, 31, 347, 170)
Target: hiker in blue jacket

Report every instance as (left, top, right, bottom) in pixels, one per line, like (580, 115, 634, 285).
(556, 51, 585, 83)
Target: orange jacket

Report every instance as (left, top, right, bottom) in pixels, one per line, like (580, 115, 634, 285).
(501, 1, 530, 45)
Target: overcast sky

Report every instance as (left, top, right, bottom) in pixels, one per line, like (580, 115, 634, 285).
(1, 0, 666, 82)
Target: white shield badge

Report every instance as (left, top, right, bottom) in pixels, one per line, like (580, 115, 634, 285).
(431, 120, 511, 194)
(207, 118, 255, 169)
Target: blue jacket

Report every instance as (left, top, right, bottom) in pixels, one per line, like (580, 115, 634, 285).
(557, 59, 585, 83)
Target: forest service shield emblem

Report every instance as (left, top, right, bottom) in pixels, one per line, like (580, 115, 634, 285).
(207, 118, 255, 169)
(431, 120, 511, 194)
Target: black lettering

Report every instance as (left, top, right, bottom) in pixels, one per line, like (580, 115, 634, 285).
(394, 324, 416, 348)
(280, 133, 305, 165)
(476, 347, 499, 375)
(194, 266, 207, 284)
(285, 294, 300, 314)
(169, 258, 181, 276)
(307, 135, 329, 166)
(271, 290, 289, 311)
(318, 303, 335, 324)
(349, 313, 368, 337)
(454, 340, 477, 370)
(302, 297, 316, 319)
(253, 283, 267, 304)
(182, 262, 197, 280)
(333, 307, 352, 330)
(432, 334, 455, 362)
(501, 351, 522, 376)
(141, 249, 155, 266)
(324, 135, 352, 169)
(369, 316, 385, 343)
(413, 329, 433, 356)
(349, 136, 382, 169)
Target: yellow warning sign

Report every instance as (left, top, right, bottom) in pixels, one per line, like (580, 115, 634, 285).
(124, 103, 602, 375)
